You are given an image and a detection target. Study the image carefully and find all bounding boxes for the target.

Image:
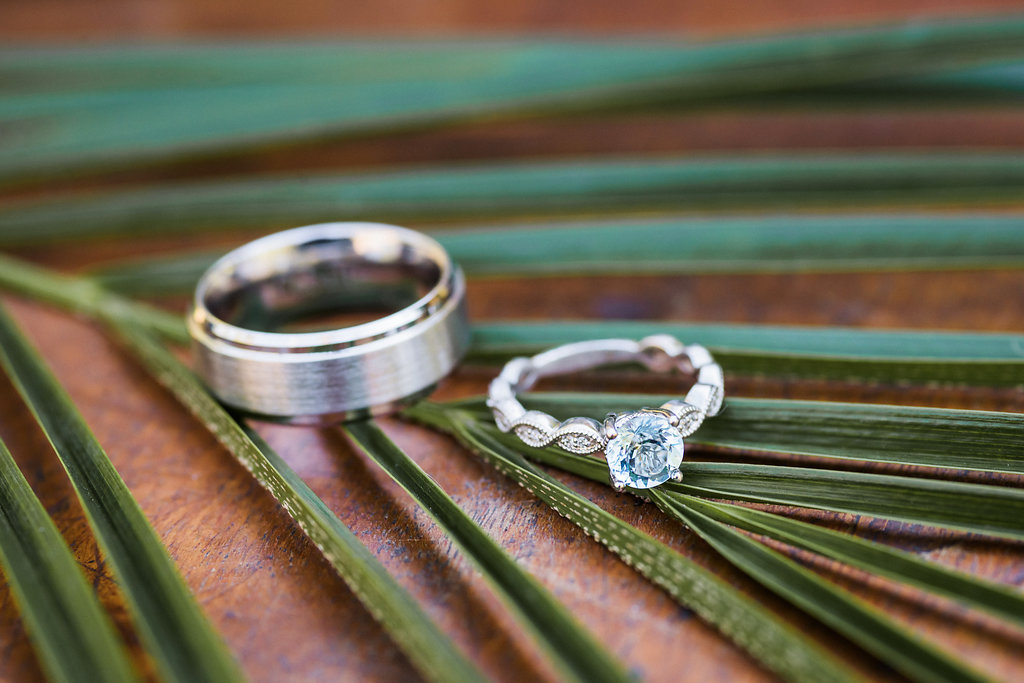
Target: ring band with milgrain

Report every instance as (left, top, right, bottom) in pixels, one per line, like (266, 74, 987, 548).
(189, 222, 470, 423)
(487, 335, 724, 490)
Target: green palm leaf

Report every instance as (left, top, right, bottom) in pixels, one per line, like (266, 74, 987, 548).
(472, 320, 1024, 361)
(238, 428, 485, 683)
(6, 251, 1024, 388)
(0, 252, 190, 344)
(653, 61, 1024, 108)
(98, 313, 486, 683)
(0, 435, 139, 683)
(651, 491, 988, 683)
(8, 19, 1024, 95)
(895, 61, 1024, 97)
(670, 464, 1024, 541)
(3, 154, 1024, 245)
(2, 11, 1023, 681)
(5, 48, 1024, 109)
(0, 303, 243, 683)
(416, 404, 1024, 680)
(343, 421, 631, 683)
(458, 393, 1024, 473)
(464, 416, 1024, 541)
(86, 214, 1024, 298)
(407, 402, 858, 683)
(670, 496, 1024, 630)
(471, 321, 1024, 386)
(4, 15, 1024, 181)
(100, 303, 626, 683)
(441, 213, 1024, 274)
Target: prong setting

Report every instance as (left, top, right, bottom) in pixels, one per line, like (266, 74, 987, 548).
(603, 413, 618, 440)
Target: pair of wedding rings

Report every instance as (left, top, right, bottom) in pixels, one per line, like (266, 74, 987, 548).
(190, 222, 723, 490)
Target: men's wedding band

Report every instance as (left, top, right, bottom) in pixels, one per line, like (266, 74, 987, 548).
(189, 222, 470, 423)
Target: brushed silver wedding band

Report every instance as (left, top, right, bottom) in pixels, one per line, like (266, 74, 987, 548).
(189, 222, 470, 423)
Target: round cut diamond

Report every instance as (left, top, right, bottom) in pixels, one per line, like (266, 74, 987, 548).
(605, 410, 684, 489)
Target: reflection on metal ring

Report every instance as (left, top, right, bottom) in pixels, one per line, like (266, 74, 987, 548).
(189, 222, 470, 424)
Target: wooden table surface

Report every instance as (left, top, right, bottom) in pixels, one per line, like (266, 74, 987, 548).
(2, 2, 1024, 682)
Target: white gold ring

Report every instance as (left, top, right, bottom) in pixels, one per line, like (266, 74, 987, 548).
(487, 336, 724, 490)
(189, 222, 470, 423)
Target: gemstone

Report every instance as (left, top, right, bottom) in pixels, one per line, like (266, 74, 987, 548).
(605, 410, 684, 489)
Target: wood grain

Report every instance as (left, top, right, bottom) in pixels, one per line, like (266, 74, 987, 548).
(2, 2, 1024, 682)
(3, 0, 1024, 40)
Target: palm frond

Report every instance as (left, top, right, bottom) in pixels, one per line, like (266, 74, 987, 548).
(2, 14, 1024, 677)
(465, 416, 1024, 541)
(98, 313, 486, 683)
(406, 402, 859, 683)
(6, 251, 1024, 388)
(471, 322, 1024, 386)
(344, 421, 632, 683)
(102, 301, 631, 682)
(667, 496, 1024, 630)
(86, 213, 1024, 298)
(3, 154, 1024, 245)
(451, 393, 1024, 473)
(4, 15, 1024, 181)
(0, 303, 243, 683)
(413, 403, 1024, 681)
(0, 252, 189, 344)
(0, 435, 139, 683)
(651, 491, 987, 683)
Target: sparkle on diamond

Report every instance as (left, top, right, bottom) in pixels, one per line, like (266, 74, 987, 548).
(605, 411, 684, 489)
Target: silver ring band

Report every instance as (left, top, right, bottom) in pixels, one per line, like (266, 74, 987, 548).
(487, 335, 724, 490)
(189, 222, 470, 423)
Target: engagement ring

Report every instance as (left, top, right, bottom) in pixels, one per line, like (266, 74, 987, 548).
(487, 336, 724, 490)
(189, 222, 470, 423)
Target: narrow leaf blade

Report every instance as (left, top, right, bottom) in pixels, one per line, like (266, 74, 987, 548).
(406, 402, 858, 683)
(5, 251, 1024, 389)
(344, 420, 632, 683)
(680, 497, 1024, 631)
(6, 15, 1024, 182)
(0, 303, 243, 683)
(480, 393, 1024, 473)
(652, 491, 987, 683)
(4, 154, 1024, 245)
(101, 313, 486, 683)
(0, 436, 139, 683)
(87, 214, 1024, 298)
(458, 416, 1024, 541)
(0, 251, 189, 346)
(471, 321, 1024, 386)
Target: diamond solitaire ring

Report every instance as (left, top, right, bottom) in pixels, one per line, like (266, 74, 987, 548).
(189, 222, 470, 423)
(487, 336, 724, 490)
